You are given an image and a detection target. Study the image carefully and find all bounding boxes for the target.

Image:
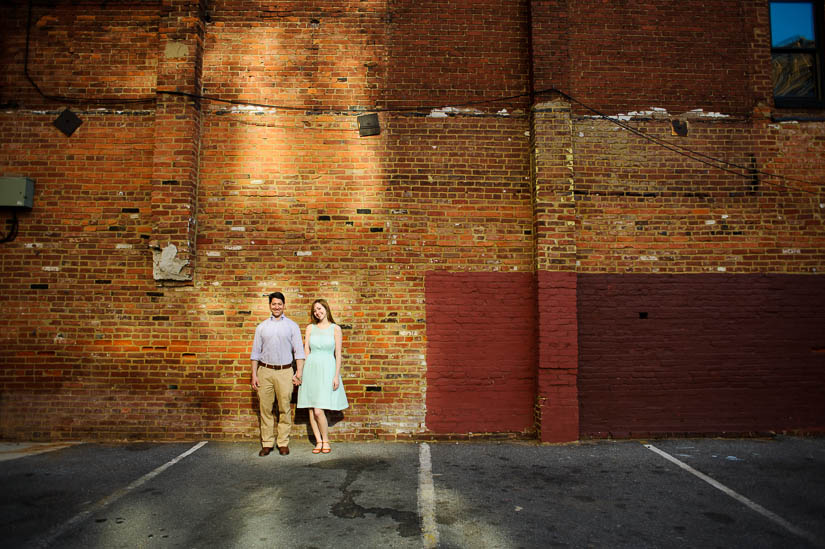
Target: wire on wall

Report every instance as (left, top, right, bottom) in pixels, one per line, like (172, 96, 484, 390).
(0, 211, 20, 243)
(19, 1, 824, 196)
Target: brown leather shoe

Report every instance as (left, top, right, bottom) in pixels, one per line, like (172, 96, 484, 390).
(259, 447, 272, 456)
(278, 446, 289, 455)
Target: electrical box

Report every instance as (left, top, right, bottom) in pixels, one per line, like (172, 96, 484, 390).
(0, 177, 35, 209)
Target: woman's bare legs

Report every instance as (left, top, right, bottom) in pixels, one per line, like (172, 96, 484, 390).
(308, 409, 323, 452)
(313, 408, 329, 450)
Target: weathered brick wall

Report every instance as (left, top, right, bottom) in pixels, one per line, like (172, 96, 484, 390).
(0, 1, 159, 108)
(528, 0, 825, 440)
(533, 0, 759, 116)
(0, 111, 160, 440)
(195, 111, 532, 440)
(1, 0, 533, 441)
(573, 116, 825, 274)
(1, 0, 823, 442)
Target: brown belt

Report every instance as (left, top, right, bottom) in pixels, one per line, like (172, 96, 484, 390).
(259, 362, 292, 370)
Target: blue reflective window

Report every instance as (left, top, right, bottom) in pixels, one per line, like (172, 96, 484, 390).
(771, 3, 815, 47)
(770, 1, 823, 106)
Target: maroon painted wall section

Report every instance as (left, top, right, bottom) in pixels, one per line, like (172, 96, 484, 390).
(425, 271, 536, 434)
(578, 274, 825, 437)
(536, 271, 579, 442)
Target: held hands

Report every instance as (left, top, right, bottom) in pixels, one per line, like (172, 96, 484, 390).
(292, 374, 302, 386)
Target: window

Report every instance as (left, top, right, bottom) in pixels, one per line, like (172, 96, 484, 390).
(770, 1, 825, 107)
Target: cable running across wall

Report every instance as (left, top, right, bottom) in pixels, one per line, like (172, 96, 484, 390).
(19, 1, 824, 195)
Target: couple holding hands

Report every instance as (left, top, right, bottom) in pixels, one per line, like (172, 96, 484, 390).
(250, 292, 348, 456)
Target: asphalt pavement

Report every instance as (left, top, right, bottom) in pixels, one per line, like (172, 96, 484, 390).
(1, 436, 823, 548)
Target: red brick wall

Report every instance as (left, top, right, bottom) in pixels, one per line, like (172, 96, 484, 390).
(573, 117, 825, 274)
(1, 1, 824, 443)
(425, 271, 536, 435)
(532, 0, 759, 116)
(578, 274, 825, 436)
(0, 1, 158, 108)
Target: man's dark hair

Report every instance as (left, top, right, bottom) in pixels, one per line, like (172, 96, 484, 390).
(268, 291, 286, 304)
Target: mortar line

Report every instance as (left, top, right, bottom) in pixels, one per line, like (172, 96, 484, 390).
(418, 442, 439, 548)
(33, 440, 208, 548)
(645, 443, 822, 547)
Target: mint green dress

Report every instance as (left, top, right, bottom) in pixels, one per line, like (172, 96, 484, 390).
(297, 324, 348, 410)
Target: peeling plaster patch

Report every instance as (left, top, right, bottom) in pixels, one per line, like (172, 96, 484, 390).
(116, 244, 132, 249)
(687, 108, 730, 118)
(151, 244, 190, 281)
(206, 251, 221, 257)
(215, 105, 277, 115)
(224, 245, 243, 251)
(250, 179, 265, 185)
(717, 267, 727, 272)
(705, 219, 716, 225)
(164, 41, 189, 59)
(497, 109, 509, 116)
(24, 243, 43, 248)
(42, 266, 59, 272)
(230, 226, 246, 232)
(295, 251, 312, 256)
(640, 255, 658, 261)
(212, 281, 221, 286)
(427, 106, 483, 118)
(783, 248, 802, 254)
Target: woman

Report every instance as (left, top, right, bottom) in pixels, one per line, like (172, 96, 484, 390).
(295, 299, 348, 454)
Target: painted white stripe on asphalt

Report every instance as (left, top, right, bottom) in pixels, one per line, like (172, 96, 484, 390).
(645, 443, 822, 547)
(34, 441, 208, 548)
(418, 442, 439, 548)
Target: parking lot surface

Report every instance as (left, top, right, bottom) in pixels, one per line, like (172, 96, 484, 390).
(2, 436, 823, 548)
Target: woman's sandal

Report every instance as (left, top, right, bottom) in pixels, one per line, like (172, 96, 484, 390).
(321, 441, 331, 454)
(312, 442, 323, 454)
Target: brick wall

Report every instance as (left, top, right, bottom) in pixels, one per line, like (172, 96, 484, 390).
(1, 1, 823, 442)
(533, 0, 759, 116)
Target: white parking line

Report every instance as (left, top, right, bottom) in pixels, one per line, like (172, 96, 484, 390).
(645, 443, 822, 547)
(418, 442, 439, 549)
(33, 441, 208, 548)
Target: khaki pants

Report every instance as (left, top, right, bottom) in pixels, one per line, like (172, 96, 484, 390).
(257, 366, 294, 448)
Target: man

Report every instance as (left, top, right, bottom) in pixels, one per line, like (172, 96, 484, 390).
(250, 291, 305, 456)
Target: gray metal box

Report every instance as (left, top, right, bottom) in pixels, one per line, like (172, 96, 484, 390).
(0, 177, 35, 208)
